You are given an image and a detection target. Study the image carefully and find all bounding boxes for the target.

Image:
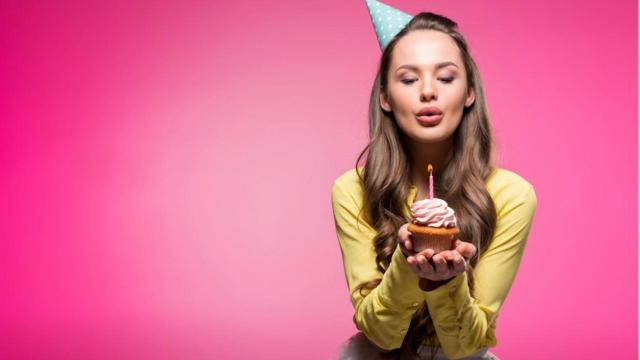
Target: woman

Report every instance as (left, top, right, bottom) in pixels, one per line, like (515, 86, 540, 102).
(331, 5, 537, 360)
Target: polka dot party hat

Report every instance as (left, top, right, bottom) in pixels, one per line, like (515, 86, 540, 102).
(364, 0, 413, 50)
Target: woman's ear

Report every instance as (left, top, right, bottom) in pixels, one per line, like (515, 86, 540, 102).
(379, 89, 392, 112)
(465, 87, 476, 108)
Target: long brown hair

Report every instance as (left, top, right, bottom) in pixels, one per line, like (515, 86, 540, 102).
(354, 12, 497, 358)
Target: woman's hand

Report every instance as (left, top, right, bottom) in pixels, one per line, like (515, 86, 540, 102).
(398, 223, 415, 256)
(398, 223, 476, 282)
(407, 241, 476, 281)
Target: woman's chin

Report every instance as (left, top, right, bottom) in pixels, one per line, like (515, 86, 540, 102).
(410, 129, 451, 144)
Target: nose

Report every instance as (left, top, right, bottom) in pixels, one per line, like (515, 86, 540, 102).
(420, 79, 437, 102)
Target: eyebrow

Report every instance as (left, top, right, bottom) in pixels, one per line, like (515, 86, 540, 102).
(395, 62, 459, 72)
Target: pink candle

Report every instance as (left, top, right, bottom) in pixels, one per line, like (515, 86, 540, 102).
(428, 164, 434, 199)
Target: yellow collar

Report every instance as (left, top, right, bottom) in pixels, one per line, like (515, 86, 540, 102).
(405, 185, 418, 215)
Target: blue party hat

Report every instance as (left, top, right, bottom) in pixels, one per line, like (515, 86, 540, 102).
(364, 0, 413, 50)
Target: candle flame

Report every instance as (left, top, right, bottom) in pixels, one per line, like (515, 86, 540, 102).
(427, 164, 433, 174)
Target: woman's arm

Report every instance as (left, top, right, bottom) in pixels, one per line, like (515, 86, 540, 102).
(423, 183, 537, 359)
(331, 180, 424, 351)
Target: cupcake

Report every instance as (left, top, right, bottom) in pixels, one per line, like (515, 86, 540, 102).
(407, 197, 460, 254)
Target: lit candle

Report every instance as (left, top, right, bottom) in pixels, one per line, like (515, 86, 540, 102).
(427, 164, 434, 199)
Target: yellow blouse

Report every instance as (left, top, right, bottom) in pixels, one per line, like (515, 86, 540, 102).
(331, 167, 537, 359)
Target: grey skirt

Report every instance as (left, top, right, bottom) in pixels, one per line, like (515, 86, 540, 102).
(337, 332, 500, 360)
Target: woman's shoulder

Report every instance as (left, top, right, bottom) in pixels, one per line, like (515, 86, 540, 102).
(333, 167, 365, 189)
(332, 167, 366, 202)
(487, 167, 534, 190)
(487, 167, 537, 212)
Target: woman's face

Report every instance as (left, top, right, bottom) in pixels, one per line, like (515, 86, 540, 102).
(380, 30, 475, 144)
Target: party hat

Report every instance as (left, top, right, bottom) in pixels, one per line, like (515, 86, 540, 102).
(364, 0, 413, 50)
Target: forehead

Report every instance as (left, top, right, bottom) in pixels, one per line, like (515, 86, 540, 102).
(391, 30, 462, 70)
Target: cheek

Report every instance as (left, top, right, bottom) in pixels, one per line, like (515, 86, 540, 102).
(447, 115, 463, 130)
(442, 93, 468, 118)
(443, 110, 464, 132)
(443, 85, 467, 103)
(394, 116, 418, 137)
(390, 83, 417, 102)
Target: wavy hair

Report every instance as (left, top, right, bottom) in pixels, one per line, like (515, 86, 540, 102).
(353, 12, 498, 359)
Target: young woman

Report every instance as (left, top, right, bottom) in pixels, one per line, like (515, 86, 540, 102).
(331, 7, 537, 360)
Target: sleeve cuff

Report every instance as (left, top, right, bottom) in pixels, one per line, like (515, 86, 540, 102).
(423, 271, 471, 325)
(376, 244, 425, 309)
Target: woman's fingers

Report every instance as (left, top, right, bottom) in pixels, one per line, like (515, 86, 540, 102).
(406, 256, 420, 273)
(431, 253, 450, 275)
(422, 248, 435, 259)
(453, 256, 466, 272)
(449, 250, 466, 272)
(407, 247, 470, 280)
(455, 240, 477, 259)
(405, 235, 413, 252)
(398, 223, 411, 240)
(416, 254, 434, 277)
(398, 223, 415, 254)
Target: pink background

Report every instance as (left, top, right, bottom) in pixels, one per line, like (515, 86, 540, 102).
(1, 0, 637, 359)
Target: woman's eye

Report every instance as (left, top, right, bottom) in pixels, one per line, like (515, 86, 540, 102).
(401, 77, 454, 85)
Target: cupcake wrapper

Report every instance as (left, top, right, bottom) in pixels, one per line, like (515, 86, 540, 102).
(412, 233, 455, 253)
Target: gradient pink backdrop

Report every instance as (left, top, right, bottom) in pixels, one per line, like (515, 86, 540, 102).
(1, 0, 637, 359)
